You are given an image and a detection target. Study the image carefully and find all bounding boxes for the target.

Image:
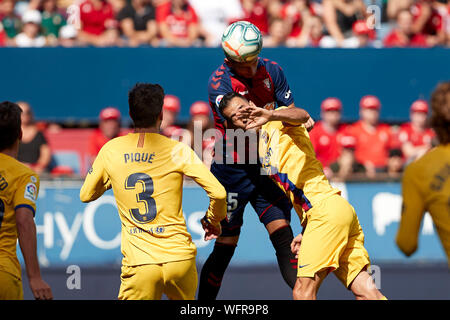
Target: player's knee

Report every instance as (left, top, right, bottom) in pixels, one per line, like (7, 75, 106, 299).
(292, 278, 316, 300)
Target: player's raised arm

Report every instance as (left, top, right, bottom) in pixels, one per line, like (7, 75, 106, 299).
(396, 166, 426, 256)
(239, 102, 314, 130)
(177, 144, 227, 233)
(80, 149, 111, 203)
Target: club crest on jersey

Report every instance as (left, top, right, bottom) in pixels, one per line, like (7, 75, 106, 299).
(24, 182, 37, 202)
(263, 78, 271, 90)
(215, 94, 224, 107)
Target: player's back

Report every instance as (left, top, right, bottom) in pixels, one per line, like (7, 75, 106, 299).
(403, 144, 450, 259)
(259, 116, 340, 222)
(80, 133, 199, 266)
(0, 153, 39, 279)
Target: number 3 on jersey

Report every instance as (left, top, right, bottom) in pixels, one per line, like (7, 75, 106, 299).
(125, 173, 157, 224)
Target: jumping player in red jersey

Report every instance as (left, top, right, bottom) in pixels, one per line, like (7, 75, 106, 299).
(198, 21, 315, 300)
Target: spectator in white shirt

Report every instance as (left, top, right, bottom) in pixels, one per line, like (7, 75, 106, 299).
(14, 10, 46, 47)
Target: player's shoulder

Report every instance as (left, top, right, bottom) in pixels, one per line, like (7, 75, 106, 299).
(0, 154, 38, 184)
(259, 57, 284, 74)
(404, 146, 443, 175)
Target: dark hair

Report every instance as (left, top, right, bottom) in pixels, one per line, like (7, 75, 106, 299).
(430, 81, 450, 144)
(0, 101, 22, 151)
(219, 91, 247, 119)
(128, 83, 164, 128)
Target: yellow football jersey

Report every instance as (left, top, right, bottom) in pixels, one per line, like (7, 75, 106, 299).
(80, 132, 227, 267)
(259, 110, 340, 224)
(396, 144, 450, 266)
(0, 153, 40, 280)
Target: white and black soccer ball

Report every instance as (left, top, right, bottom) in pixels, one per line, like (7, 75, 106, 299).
(221, 21, 262, 63)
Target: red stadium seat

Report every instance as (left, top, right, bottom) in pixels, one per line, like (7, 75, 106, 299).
(44, 129, 94, 176)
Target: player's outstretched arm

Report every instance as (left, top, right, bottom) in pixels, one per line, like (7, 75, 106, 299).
(238, 102, 314, 130)
(396, 167, 425, 256)
(16, 207, 53, 300)
(179, 144, 227, 228)
(80, 150, 111, 203)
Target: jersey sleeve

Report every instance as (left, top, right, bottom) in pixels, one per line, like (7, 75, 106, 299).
(13, 172, 40, 217)
(175, 143, 227, 226)
(80, 148, 111, 202)
(396, 164, 426, 256)
(266, 60, 294, 108)
(207, 68, 233, 124)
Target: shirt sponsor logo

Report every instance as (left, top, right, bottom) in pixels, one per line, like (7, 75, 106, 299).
(24, 182, 38, 202)
(284, 90, 291, 99)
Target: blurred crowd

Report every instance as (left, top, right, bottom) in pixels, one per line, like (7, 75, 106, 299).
(0, 0, 449, 48)
(16, 93, 437, 182)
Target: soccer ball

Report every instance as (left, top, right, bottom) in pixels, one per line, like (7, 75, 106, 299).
(221, 21, 262, 63)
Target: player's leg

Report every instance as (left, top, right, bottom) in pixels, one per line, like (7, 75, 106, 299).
(295, 194, 355, 299)
(163, 258, 198, 300)
(293, 269, 328, 300)
(198, 163, 253, 300)
(118, 264, 164, 300)
(333, 202, 386, 300)
(198, 235, 239, 300)
(0, 270, 23, 300)
(349, 269, 385, 300)
(251, 177, 297, 289)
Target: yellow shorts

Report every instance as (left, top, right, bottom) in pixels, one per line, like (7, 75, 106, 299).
(0, 269, 23, 300)
(118, 258, 197, 300)
(297, 194, 371, 288)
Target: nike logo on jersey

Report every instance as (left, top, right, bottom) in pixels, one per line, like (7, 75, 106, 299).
(298, 264, 310, 268)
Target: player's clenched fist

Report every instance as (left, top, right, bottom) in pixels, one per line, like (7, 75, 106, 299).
(290, 234, 303, 259)
(29, 277, 53, 300)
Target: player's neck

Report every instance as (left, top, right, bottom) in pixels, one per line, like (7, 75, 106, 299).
(0, 144, 19, 159)
(134, 127, 159, 134)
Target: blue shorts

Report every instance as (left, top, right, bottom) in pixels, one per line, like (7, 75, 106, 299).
(210, 162, 293, 237)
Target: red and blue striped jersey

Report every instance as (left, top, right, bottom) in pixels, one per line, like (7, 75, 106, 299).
(208, 57, 295, 135)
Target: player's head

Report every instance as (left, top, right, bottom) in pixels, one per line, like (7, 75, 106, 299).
(0, 101, 23, 152)
(219, 91, 250, 130)
(320, 97, 342, 126)
(128, 83, 165, 129)
(430, 81, 450, 144)
(222, 21, 262, 79)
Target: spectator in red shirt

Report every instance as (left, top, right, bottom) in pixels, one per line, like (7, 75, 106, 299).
(240, 0, 269, 35)
(309, 97, 348, 175)
(383, 9, 429, 47)
(263, 17, 290, 47)
(156, 0, 200, 47)
(160, 94, 180, 132)
(280, 0, 314, 40)
(347, 95, 393, 178)
(296, 14, 325, 47)
(0, 21, 5, 46)
(398, 99, 436, 163)
(187, 101, 214, 167)
(328, 135, 366, 182)
(78, 0, 120, 46)
(410, 0, 445, 46)
(88, 107, 123, 164)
